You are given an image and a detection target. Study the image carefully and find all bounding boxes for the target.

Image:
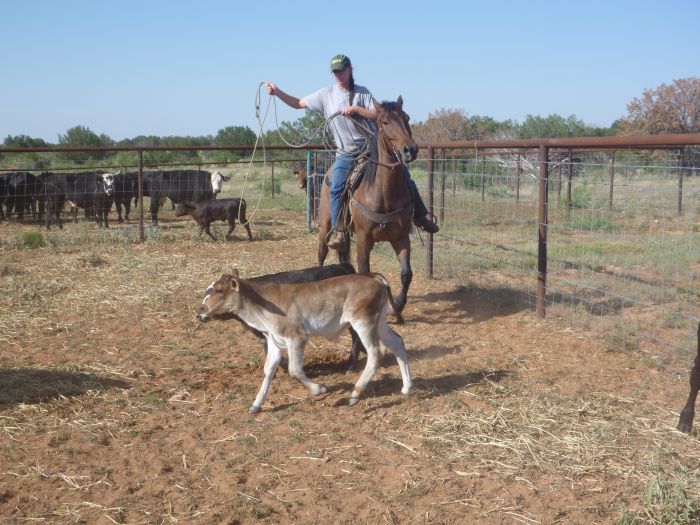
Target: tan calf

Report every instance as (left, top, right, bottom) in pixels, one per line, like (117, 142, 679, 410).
(196, 271, 412, 414)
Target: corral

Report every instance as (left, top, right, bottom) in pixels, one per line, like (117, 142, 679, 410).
(1, 193, 699, 523)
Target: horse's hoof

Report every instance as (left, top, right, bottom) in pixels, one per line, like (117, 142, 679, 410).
(248, 405, 261, 415)
(348, 397, 359, 407)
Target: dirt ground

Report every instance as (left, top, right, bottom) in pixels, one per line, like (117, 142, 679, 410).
(1, 210, 699, 524)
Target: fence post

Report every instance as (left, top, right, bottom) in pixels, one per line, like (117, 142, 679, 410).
(427, 147, 435, 279)
(439, 148, 446, 223)
(452, 155, 457, 197)
(516, 153, 521, 203)
(537, 145, 549, 318)
(557, 155, 563, 201)
(567, 148, 573, 211)
(306, 150, 313, 232)
(480, 155, 486, 202)
(271, 161, 275, 198)
(138, 148, 144, 243)
(608, 150, 616, 210)
(678, 147, 684, 216)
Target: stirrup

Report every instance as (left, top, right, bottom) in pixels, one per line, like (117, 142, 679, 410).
(415, 214, 439, 234)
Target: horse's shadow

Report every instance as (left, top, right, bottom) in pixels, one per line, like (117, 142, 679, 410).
(410, 285, 531, 325)
(0, 368, 131, 409)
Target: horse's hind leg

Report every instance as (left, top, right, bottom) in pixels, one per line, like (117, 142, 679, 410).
(678, 322, 700, 433)
(390, 237, 413, 313)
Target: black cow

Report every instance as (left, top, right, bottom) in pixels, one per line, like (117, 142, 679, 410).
(143, 170, 215, 225)
(175, 198, 252, 241)
(113, 171, 138, 223)
(37, 172, 67, 230)
(4, 172, 43, 220)
(0, 173, 7, 221)
(64, 171, 116, 228)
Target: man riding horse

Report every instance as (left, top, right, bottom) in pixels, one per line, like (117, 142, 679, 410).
(266, 54, 438, 249)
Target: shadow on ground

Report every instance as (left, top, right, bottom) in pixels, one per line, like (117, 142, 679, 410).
(0, 368, 131, 408)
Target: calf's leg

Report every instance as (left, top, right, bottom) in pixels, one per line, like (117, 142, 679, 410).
(287, 339, 329, 396)
(250, 341, 283, 414)
(348, 326, 382, 406)
(379, 324, 413, 396)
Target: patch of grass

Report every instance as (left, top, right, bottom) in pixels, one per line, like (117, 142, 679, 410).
(23, 230, 45, 249)
(80, 251, 108, 267)
(619, 475, 700, 524)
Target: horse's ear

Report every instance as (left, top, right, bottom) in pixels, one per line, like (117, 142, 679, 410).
(373, 99, 384, 114)
(397, 96, 403, 109)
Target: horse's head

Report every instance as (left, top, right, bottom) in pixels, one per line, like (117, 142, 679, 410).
(373, 96, 418, 165)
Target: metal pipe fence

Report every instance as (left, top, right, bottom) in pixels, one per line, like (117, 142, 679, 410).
(1, 136, 698, 362)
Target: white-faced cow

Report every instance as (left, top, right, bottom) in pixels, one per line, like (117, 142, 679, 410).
(64, 171, 116, 228)
(196, 270, 412, 414)
(143, 170, 229, 225)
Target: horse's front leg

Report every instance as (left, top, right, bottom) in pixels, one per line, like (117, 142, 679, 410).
(390, 237, 412, 313)
(355, 233, 374, 274)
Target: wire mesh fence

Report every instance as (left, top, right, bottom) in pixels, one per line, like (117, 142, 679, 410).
(1, 144, 698, 366)
(393, 149, 699, 367)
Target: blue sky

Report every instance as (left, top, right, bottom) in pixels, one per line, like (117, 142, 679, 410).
(1, 0, 698, 142)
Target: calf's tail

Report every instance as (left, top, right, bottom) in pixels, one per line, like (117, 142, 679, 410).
(371, 273, 404, 324)
(238, 198, 249, 225)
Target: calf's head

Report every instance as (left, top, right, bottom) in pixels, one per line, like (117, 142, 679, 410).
(175, 201, 195, 217)
(293, 170, 307, 190)
(197, 271, 240, 321)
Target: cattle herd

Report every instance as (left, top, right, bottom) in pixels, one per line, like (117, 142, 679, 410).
(0, 169, 231, 231)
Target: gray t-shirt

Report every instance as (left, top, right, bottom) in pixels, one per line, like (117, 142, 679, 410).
(304, 84, 375, 156)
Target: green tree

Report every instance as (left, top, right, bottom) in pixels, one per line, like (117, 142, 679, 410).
(215, 126, 256, 146)
(518, 114, 588, 139)
(3, 134, 50, 148)
(57, 125, 113, 162)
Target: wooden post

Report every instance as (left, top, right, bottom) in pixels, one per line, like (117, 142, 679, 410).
(537, 145, 549, 318)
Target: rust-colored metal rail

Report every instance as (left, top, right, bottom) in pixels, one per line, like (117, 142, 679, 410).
(2, 133, 699, 319)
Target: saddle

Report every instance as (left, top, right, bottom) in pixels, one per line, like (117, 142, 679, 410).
(324, 148, 413, 232)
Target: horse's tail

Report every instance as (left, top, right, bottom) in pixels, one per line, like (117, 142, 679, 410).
(370, 273, 404, 324)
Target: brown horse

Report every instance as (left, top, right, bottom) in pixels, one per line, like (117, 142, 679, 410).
(317, 96, 418, 313)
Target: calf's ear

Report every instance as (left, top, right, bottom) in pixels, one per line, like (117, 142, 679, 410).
(227, 275, 240, 292)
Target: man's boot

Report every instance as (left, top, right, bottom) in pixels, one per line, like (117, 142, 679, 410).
(414, 215, 439, 234)
(327, 230, 346, 249)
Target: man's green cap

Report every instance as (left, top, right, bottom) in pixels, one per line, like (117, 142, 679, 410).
(330, 54, 351, 71)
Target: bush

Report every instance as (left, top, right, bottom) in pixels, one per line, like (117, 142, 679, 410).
(23, 231, 45, 249)
(257, 177, 282, 196)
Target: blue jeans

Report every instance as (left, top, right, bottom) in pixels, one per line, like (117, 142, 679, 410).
(330, 153, 355, 230)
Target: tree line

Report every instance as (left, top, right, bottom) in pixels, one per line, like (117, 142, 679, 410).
(3, 77, 698, 167)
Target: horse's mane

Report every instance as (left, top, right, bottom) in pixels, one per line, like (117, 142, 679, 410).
(379, 101, 400, 112)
